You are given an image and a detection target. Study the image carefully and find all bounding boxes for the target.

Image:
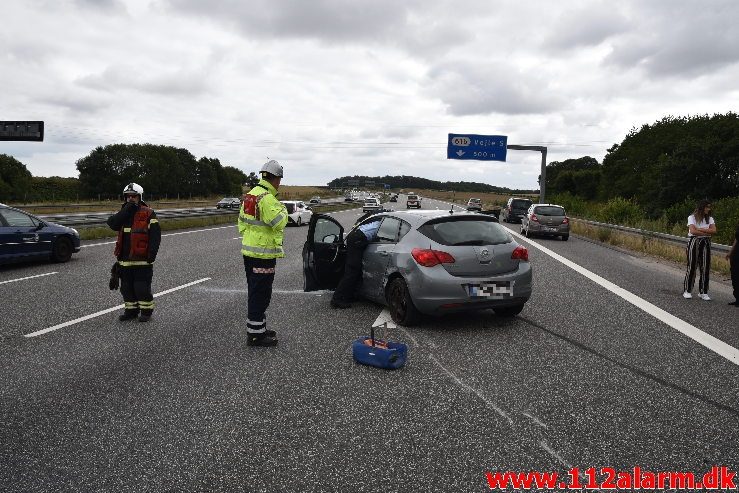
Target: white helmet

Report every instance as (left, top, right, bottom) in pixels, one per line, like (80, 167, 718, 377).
(123, 182, 144, 197)
(260, 159, 284, 178)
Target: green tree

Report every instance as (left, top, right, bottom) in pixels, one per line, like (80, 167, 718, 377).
(0, 154, 33, 202)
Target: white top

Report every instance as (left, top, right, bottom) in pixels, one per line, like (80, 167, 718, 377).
(687, 214, 715, 237)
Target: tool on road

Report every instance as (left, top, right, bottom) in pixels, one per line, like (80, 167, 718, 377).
(352, 322, 408, 370)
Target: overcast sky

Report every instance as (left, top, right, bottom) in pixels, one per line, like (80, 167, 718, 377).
(3, 0, 738, 189)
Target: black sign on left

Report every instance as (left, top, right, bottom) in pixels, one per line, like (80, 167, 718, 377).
(0, 121, 44, 141)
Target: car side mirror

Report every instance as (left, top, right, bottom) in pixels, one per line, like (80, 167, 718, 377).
(322, 234, 338, 243)
(35, 222, 46, 230)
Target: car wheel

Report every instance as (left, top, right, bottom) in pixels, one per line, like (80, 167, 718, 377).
(387, 278, 420, 326)
(493, 303, 525, 317)
(51, 236, 73, 263)
(561, 235, 569, 241)
(297, 216, 302, 227)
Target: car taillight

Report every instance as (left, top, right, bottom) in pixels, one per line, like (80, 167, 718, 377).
(411, 248, 455, 267)
(562, 217, 569, 224)
(530, 213, 539, 222)
(511, 245, 528, 261)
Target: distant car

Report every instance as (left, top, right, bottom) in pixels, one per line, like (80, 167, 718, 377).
(281, 200, 312, 226)
(363, 197, 382, 213)
(501, 197, 533, 223)
(521, 203, 570, 241)
(406, 194, 421, 209)
(0, 203, 81, 265)
(302, 210, 531, 325)
(389, 194, 398, 202)
(309, 196, 321, 204)
(466, 198, 482, 211)
(216, 197, 241, 209)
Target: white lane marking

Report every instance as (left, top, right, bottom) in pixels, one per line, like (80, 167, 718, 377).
(505, 226, 739, 366)
(192, 287, 333, 295)
(0, 272, 58, 285)
(371, 308, 397, 328)
(429, 353, 515, 426)
(81, 225, 236, 248)
(24, 278, 211, 338)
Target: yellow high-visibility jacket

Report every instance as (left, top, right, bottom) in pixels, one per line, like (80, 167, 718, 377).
(238, 179, 288, 259)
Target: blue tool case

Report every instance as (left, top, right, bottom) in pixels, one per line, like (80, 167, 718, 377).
(352, 336, 408, 370)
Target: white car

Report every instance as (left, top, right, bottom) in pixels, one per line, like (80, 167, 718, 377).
(281, 200, 312, 226)
(363, 197, 382, 213)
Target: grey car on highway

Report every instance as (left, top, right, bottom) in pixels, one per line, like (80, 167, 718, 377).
(520, 203, 570, 241)
(302, 210, 532, 325)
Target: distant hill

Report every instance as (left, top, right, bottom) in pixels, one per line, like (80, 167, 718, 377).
(327, 175, 538, 194)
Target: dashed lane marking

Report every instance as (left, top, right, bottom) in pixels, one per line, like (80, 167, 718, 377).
(24, 278, 211, 338)
(0, 272, 58, 285)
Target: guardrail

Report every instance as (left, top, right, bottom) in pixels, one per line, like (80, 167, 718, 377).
(38, 200, 359, 228)
(573, 218, 732, 254)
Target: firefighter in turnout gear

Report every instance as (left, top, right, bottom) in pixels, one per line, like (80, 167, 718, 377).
(238, 160, 288, 347)
(107, 183, 162, 322)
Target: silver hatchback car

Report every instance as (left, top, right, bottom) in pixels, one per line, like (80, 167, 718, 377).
(520, 203, 570, 241)
(302, 210, 532, 325)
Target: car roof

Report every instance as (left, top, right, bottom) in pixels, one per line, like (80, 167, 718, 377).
(373, 209, 489, 226)
(281, 200, 304, 204)
(531, 203, 564, 207)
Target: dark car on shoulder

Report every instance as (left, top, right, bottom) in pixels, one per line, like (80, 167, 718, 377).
(216, 197, 241, 209)
(0, 203, 81, 265)
(501, 197, 533, 223)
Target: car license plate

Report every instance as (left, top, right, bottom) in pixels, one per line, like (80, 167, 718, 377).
(467, 281, 514, 297)
(545, 227, 557, 232)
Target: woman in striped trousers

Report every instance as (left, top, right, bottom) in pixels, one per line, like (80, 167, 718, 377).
(683, 200, 716, 300)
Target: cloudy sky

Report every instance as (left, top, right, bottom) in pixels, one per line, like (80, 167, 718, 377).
(3, 0, 738, 189)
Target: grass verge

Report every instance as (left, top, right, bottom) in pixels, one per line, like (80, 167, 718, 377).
(571, 220, 731, 277)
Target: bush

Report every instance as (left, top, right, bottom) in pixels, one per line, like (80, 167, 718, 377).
(549, 192, 589, 217)
(595, 197, 644, 224)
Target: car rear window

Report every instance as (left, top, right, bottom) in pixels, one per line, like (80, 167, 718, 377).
(469, 198, 481, 203)
(418, 217, 510, 246)
(534, 206, 565, 216)
(407, 195, 418, 200)
(511, 199, 532, 209)
(283, 203, 295, 213)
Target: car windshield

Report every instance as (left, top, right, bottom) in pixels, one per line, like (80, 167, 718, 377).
(418, 217, 510, 246)
(534, 206, 565, 216)
(512, 199, 532, 209)
(283, 203, 295, 213)
(469, 199, 481, 204)
(408, 195, 418, 200)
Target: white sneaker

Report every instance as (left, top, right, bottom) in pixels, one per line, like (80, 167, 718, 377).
(682, 292, 692, 299)
(699, 293, 711, 301)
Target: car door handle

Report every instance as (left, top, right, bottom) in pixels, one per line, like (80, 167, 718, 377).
(378, 251, 388, 256)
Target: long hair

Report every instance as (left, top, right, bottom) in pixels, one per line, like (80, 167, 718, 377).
(692, 199, 712, 224)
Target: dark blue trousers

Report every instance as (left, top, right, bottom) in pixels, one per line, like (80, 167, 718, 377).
(243, 256, 277, 334)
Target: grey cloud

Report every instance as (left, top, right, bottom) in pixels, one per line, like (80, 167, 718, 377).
(77, 65, 208, 96)
(544, 3, 629, 51)
(162, 0, 471, 54)
(603, 1, 739, 77)
(425, 62, 563, 116)
(40, 93, 109, 114)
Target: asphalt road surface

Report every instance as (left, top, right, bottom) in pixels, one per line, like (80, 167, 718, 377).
(2, 195, 737, 492)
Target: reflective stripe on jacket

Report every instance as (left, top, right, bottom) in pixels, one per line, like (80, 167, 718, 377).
(238, 180, 288, 259)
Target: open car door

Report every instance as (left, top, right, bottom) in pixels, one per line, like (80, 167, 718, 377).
(302, 214, 346, 291)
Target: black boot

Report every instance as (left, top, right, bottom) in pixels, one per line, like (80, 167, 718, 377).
(138, 311, 152, 322)
(119, 310, 139, 321)
(247, 334, 278, 347)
